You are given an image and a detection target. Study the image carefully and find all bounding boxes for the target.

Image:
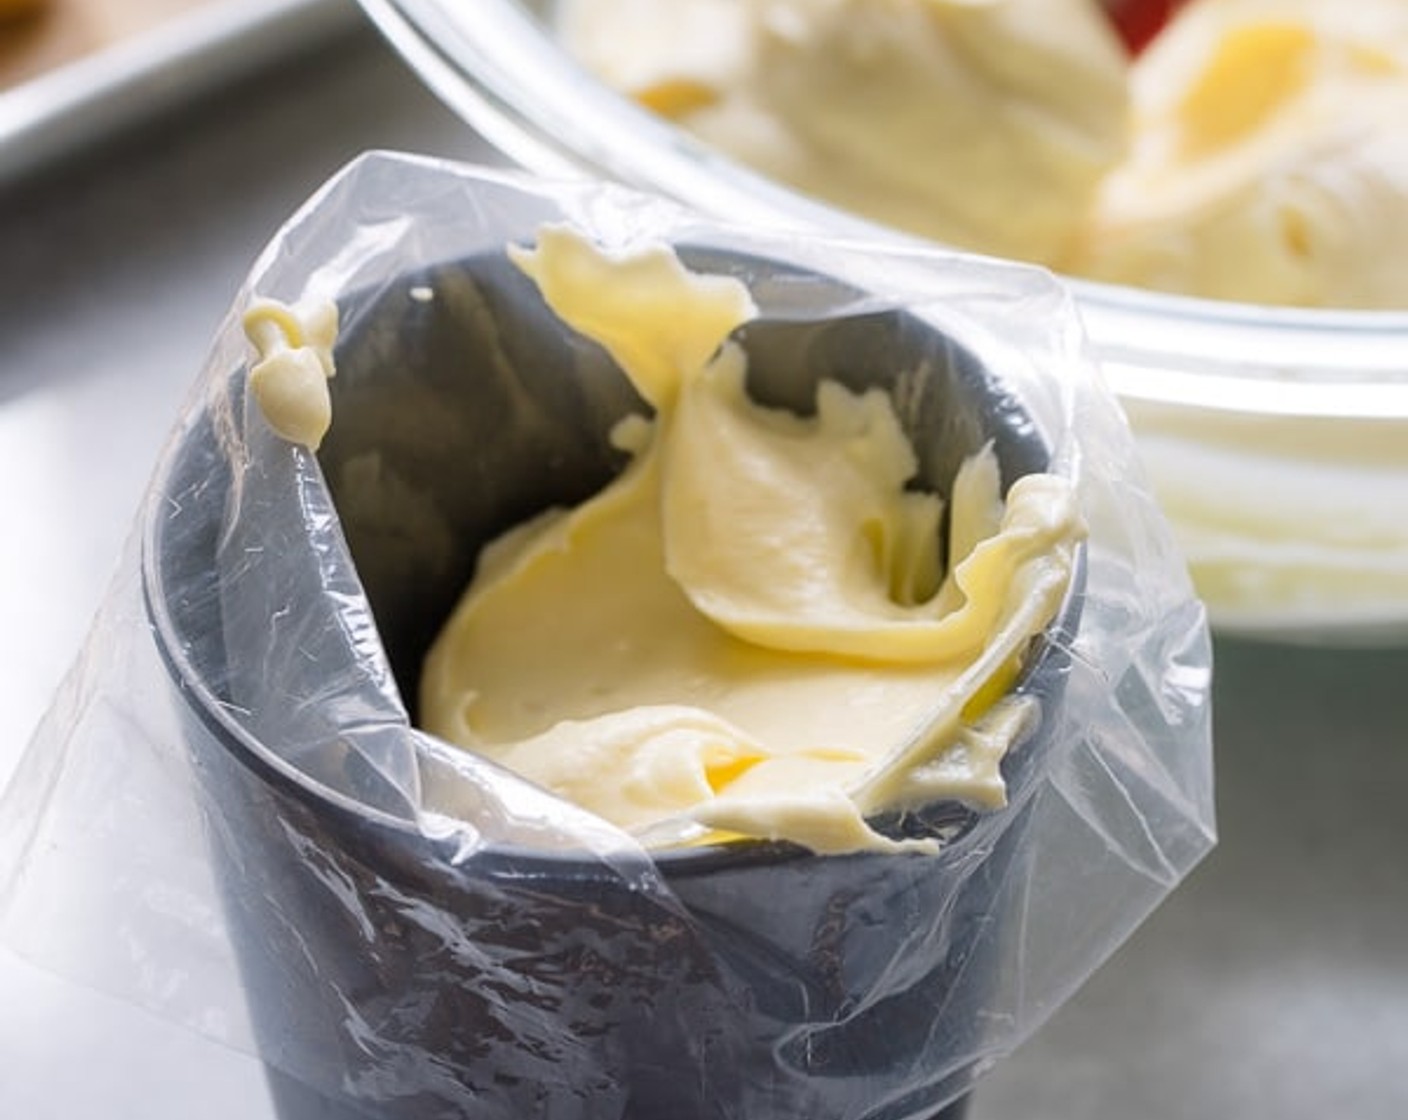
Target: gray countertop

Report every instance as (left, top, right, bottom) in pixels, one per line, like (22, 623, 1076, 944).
(2, 16, 1406, 1119)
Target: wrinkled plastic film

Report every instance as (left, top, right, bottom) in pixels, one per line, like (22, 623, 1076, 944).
(0, 152, 1214, 1119)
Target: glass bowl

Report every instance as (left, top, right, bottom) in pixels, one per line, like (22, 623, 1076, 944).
(357, 0, 1408, 643)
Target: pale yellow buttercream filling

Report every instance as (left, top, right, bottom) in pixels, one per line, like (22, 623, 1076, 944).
(1068, 0, 1408, 309)
(419, 227, 1081, 853)
(243, 297, 339, 449)
(558, 0, 1408, 309)
(562, 0, 1129, 267)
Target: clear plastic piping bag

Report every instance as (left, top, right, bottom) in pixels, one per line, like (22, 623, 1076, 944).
(0, 153, 1214, 1120)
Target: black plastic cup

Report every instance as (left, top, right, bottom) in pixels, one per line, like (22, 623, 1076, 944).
(144, 246, 1083, 1120)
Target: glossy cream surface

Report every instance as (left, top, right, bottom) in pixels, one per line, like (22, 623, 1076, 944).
(418, 226, 1081, 853)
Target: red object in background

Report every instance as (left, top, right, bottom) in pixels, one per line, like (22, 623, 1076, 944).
(1102, 0, 1187, 55)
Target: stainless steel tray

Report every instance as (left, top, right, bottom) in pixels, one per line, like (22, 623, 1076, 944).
(0, 0, 362, 188)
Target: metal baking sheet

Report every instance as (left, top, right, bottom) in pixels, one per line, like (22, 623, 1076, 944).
(0, 0, 362, 188)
